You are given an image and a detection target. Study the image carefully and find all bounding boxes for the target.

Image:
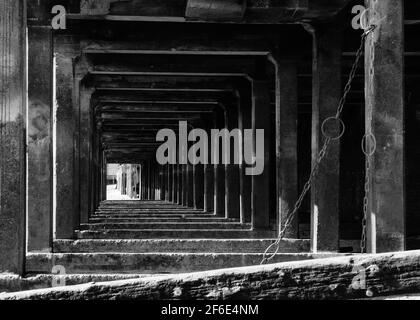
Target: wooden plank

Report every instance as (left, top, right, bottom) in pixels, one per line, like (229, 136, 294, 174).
(2, 250, 420, 300)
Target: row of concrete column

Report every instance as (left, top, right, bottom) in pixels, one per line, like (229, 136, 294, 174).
(0, 0, 406, 276)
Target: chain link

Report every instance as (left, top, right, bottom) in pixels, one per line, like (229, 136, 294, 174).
(260, 25, 376, 265)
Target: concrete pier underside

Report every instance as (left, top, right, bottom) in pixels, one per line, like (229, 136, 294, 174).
(1, 0, 419, 299)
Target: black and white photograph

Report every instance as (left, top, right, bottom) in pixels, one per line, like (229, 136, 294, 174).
(0, 0, 419, 309)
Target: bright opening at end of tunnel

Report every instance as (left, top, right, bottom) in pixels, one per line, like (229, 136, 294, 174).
(107, 163, 148, 201)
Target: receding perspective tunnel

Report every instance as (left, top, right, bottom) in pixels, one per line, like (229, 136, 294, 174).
(0, 0, 419, 298)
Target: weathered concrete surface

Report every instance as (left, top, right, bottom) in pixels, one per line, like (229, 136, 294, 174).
(55, 36, 78, 239)
(76, 229, 276, 239)
(0, 273, 149, 293)
(275, 59, 298, 238)
(185, 0, 246, 22)
(204, 163, 214, 213)
(251, 80, 271, 229)
(310, 25, 342, 252)
(80, 222, 252, 230)
(0, 0, 26, 274)
(53, 239, 310, 253)
(28, 26, 53, 252)
(3, 250, 420, 300)
(193, 164, 204, 210)
(364, 0, 405, 253)
(225, 115, 241, 220)
(26, 252, 344, 274)
(79, 86, 94, 223)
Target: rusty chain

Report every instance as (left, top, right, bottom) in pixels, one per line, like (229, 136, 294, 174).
(261, 25, 376, 265)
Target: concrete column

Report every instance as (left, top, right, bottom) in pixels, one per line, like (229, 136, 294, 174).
(172, 164, 178, 203)
(310, 26, 342, 252)
(194, 164, 204, 210)
(151, 164, 156, 200)
(150, 165, 154, 200)
(276, 59, 298, 238)
(251, 80, 271, 229)
(214, 113, 226, 217)
(239, 87, 252, 223)
(0, 0, 26, 274)
(159, 164, 165, 201)
(182, 164, 188, 206)
(204, 162, 214, 213)
(164, 163, 169, 201)
(167, 164, 173, 202)
(147, 161, 151, 200)
(176, 163, 182, 204)
(365, 0, 405, 252)
(101, 153, 107, 201)
(225, 107, 241, 219)
(187, 162, 194, 207)
(93, 122, 102, 206)
(55, 39, 78, 238)
(28, 26, 53, 252)
(79, 86, 94, 222)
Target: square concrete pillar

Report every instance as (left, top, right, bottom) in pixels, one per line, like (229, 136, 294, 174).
(187, 162, 194, 207)
(79, 86, 94, 222)
(55, 42, 78, 239)
(238, 87, 252, 223)
(0, 0, 27, 274)
(365, 0, 405, 252)
(167, 164, 173, 202)
(172, 164, 178, 203)
(204, 162, 214, 213)
(251, 80, 271, 229)
(225, 107, 240, 219)
(176, 163, 182, 204)
(194, 164, 204, 210)
(214, 113, 226, 217)
(28, 26, 53, 252)
(182, 164, 188, 206)
(275, 59, 299, 238)
(310, 26, 342, 252)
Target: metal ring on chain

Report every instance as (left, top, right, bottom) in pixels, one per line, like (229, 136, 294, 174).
(361, 133, 377, 157)
(321, 117, 345, 140)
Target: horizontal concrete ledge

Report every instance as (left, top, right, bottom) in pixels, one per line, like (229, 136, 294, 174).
(80, 222, 252, 230)
(89, 217, 238, 223)
(5, 250, 420, 300)
(26, 252, 345, 274)
(76, 229, 276, 239)
(93, 213, 216, 218)
(53, 239, 310, 253)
